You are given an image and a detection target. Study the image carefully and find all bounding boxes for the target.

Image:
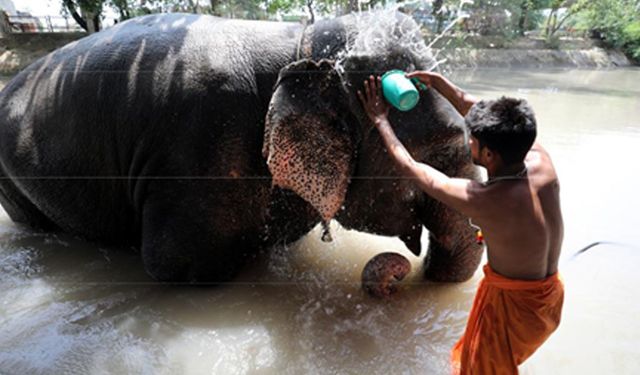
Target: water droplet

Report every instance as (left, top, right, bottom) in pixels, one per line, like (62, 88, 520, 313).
(321, 221, 333, 242)
(324, 307, 334, 315)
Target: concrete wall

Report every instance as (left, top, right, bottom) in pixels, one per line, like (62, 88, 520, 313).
(0, 32, 86, 74)
(438, 48, 632, 69)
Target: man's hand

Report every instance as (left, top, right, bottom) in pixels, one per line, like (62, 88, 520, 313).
(358, 75, 389, 126)
(407, 70, 476, 116)
(405, 70, 441, 89)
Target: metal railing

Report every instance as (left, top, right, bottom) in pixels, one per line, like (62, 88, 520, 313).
(5, 14, 84, 33)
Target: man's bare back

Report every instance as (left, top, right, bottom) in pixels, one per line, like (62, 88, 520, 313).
(471, 143, 563, 280)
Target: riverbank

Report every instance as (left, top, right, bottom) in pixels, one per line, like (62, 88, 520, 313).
(431, 34, 633, 69)
(0, 32, 635, 75)
(436, 47, 631, 69)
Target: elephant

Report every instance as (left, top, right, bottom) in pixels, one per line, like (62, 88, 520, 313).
(0, 11, 483, 284)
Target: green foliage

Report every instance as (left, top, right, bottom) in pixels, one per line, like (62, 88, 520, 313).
(465, 0, 514, 36)
(266, 0, 300, 14)
(512, 0, 551, 34)
(464, 0, 551, 37)
(622, 20, 640, 59)
(55, 0, 640, 63)
(76, 0, 104, 13)
(577, 0, 640, 61)
(519, 0, 550, 30)
(213, 0, 265, 19)
(543, 0, 585, 43)
(61, 0, 104, 31)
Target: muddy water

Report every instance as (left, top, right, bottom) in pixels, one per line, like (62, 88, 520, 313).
(1, 68, 639, 374)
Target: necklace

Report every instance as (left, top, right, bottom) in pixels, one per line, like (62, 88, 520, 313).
(483, 166, 528, 186)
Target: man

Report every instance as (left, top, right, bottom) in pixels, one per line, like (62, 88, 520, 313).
(358, 72, 564, 374)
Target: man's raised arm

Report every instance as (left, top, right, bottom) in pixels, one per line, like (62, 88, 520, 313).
(406, 71, 477, 116)
(357, 76, 484, 218)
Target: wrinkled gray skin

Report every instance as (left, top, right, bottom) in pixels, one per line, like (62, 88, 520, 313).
(0, 12, 482, 283)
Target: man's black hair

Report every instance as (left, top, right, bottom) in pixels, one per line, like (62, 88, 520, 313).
(465, 97, 537, 165)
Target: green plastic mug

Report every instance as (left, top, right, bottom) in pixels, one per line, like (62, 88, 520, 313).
(381, 70, 420, 111)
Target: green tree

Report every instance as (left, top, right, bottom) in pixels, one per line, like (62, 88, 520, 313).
(466, 0, 521, 36)
(462, 0, 556, 37)
(266, 0, 303, 15)
(516, 0, 549, 36)
(543, 0, 586, 42)
(579, 0, 640, 59)
(62, 0, 104, 32)
(110, 0, 132, 19)
(432, 0, 444, 32)
(431, 0, 463, 33)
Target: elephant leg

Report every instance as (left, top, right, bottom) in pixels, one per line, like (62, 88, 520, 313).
(0, 168, 58, 231)
(420, 199, 483, 282)
(140, 182, 263, 283)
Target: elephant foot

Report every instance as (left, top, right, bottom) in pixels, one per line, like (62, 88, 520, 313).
(361, 252, 411, 298)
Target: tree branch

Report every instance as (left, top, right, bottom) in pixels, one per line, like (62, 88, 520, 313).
(552, 11, 571, 34)
(63, 0, 88, 31)
(307, 0, 315, 24)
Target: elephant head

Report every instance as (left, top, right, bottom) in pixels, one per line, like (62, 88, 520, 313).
(263, 12, 483, 282)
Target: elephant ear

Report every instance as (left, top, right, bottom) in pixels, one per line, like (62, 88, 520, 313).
(264, 59, 354, 225)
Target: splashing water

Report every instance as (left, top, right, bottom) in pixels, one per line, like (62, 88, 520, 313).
(332, 1, 474, 74)
(333, 8, 434, 74)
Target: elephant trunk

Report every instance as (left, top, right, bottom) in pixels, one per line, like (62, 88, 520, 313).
(420, 197, 483, 282)
(424, 226, 483, 282)
(362, 252, 412, 298)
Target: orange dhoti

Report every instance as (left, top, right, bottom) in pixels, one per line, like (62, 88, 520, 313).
(451, 264, 564, 375)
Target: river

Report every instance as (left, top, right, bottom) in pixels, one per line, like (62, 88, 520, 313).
(0, 67, 639, 374)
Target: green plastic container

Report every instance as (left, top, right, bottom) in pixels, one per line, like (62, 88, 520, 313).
(381, 70, 420, 111)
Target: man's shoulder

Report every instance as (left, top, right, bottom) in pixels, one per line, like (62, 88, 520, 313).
(527, 148, 558, 184)
(528, 143, 558, 170)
